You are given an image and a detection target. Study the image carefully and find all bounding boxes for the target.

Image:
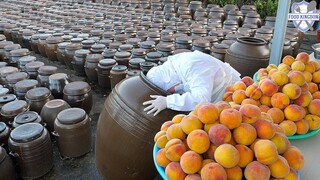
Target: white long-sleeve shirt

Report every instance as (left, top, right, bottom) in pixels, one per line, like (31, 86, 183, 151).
(147, 50, 241, 111)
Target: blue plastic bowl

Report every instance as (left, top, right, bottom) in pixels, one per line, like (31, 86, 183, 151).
(153, 145, 168, 180)
(253, 72, 258, 82)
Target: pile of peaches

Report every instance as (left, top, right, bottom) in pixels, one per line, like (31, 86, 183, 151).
(223, 52, 320, 136)
(154, 102, 304, 179)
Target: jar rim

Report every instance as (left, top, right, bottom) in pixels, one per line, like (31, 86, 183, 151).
(237, 37, 266, 46)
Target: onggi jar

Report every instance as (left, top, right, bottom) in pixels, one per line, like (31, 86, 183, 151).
(73, 49, 91, 76)
(13, 79, 39, 100)
(0, 100, 29, 125)
(57, 42, 71, 65)
(97, 59, 117, 89)
(110, 65, 128, 89)
(45, 37, 63, 62)
(37, 66, 58, 88)
(65, 44, 81, 70)
(85, 54, 103, 83)
(25, 61, 45, 79)
(12, 111, 43, 129)
(25, 87, 53, 114)
(5, 72, 29, 93)
(38, 34, 52, 57)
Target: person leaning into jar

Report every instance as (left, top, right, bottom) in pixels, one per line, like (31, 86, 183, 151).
(143, 50, 241, 116)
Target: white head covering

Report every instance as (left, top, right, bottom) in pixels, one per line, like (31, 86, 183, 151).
(146, 60, 181, 91)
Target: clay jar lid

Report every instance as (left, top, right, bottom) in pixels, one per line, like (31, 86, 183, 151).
(39, 34, 52, 40)
(58, 42, 71, 49)
(10, 48, 30, 57)
(173, 49, 192, 55)
(25, 87, 51, 101)
(176, 36, 193, 44)
(5, 72, 28, 83)
(0, 35, 5, 41)
(63, 81, 91, 96)
(132, 48, 147, 56)
(4, 44, 21, 52)
(0, 100, 29, 116)
(146, 52, 162, 59)
(86, 54, 103, 63)
(127, 69, 141, 76)
(46, 36, 63, 44)
(256, 28, 273, 34)
(19, 56, 36, 65)
(0, 41, 13, 49)
(212, 43, 230, 53)
(119, 44, 133, 51)
(65, 43, 81, 51)
(99, 59, 117, 66)
(0, 67, 18, 77)
(13, 111, 41, 126)
(246, 12, 260, 18)
(193, 39, 210, 47)
(25, 61, 45, 71)
(111, 65, 128, 72)
(75, 49, 90, 57)
(0, 94, 16, 104)
(0, 122, 7, 133)
(209, 7, 224, 12)
(140, 41, 156, 49)
(82, 39, 95, 46)
(14, 79, 38, 92)
(57, 108, 86, 125)
(10, 123, 43, 143)
(129, 58, 145, 66)
(156, 43, 175, 51)
(115, 51, 131, 58)
(38, 66, 58, 75)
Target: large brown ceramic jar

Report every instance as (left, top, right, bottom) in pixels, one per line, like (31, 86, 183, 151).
(85, 54, 103, 83)
(45, 37, 63, 62)
(37, 66, 58, 88)
(63, 81, 92, 114)
(38, 34, 52, 57)
(97, 59, 117, 89)
(227, 10, 243, 26)
(5, 72, 29, 93)
(65, 43, 81, 70)
(73, 49, 90, 76)
(254, 28, 273, 43)
(0, 100, 29, 125)
(96, 73, 182, 180)
(22, 30, 34, 51)
(129, 58, 145, 70)
(244, 12, 262, 28)
(18, 56, 36, 72)
(0, 146, 16, 180)
(110, 65, 128, 89)
(3, 44, 21, 64)
(56, 42, 71, 65)
(0, 122, 10, 152)
(0, 41, 14, 61)
(54, 108, 91, 158)
(40, 99, 70, 134)
(8, 123, 53, 179)
(30, 34, 41, 54)
(0, 94, 17, 110)
(9, 48, 30, 67)
(25, 61, 45, 79)
(14, 79, 38, 100)
(25, 87, 53, 114)
(225, 37, 270, 77)
(192, 39, 211, 54)
(12, 111, 43, 129)
(49, 73, 69, 99)
(211, 43, 230, 62)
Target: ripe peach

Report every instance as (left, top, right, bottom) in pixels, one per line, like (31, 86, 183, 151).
(308, 82, 319, 93)
(271, 71, 289, 86)
(225, 84, 235, 92)
(233, 81, 247, 91)
(284, 104, 306, 121)
(232, 89, 247, 105)
(222, 92, 233, 102)
(204, 143, 217, 160)
(165, 139, 187, 162)
(304, 114, 320, 130)
(270, 92, 290, 109)
(282, 83, 302, 100)
(231, 104, 241, 111)
(282, 146, 304, 170)
(267, 108, 285, 124)
(283, 168, 299, 180)
(172, 114, 186, 124)
(295, 119, 309, 134)
(267, 64, 278, 71)
(288, 70, 306, 86)
(259, 105, 271, 113)
(257, 68, 268, 77)
(185, 174, 201, 180)
(291, 60, 305, 71)
(215, 101, 231, 114)
(225, 166, 243, 180)
(165, 162, 187, 180)
(305, 62, 316, 73)
(201, 162, 227, 180)
(156, 148, 171, 167)
(260, 112, 273, 122)
(313, 91, 320, 99)
(259, 78, 279, 96)
(208, 124, 232, 146)
(235, 144, 254, 168)
(274, 124, 286, 134)
(219, 108, 242, 129)
(278, 63, 292, 74)
(203, 122, 218, 134)
(241, 76, 254, 86)
(233, 123, 257, 145)
(166, 123, 187, 140)
(239, 104, 261, 124)
(197, 103, 219, 124)
(180, 150, 202, 174)
(214, 144, 240, 168)
(282, 55, 295, 66)
(294, 91, 312, 107)
(300, 82, 309, 93)
(180, 114, 203, 134)
(268, 155, 290, 178)
(308, 99, 320, 116)
(200, 159, 215, 174)
(312, 69, 320, 83)
(303, 70, 313, 82)
(241, 98, 260, 106)
(244, 161, 270, 180)
(271, 132, 291, 154)
(310, 60, 320, 70)
(245, 84, 263, 100)
(161, 121, 174, 131)
(295, 52, 309, 64)
(254, 139, 279, 165)
(260, 95, 271, 106)
(280, 120, 297, 136)
(268, 68, 278, 76)
(187, 129, 210, 154)
(155, 131, 169, 148)
(253, 119, 276, 139)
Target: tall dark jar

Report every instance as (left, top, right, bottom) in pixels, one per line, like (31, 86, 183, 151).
(95, 73, 183, 180)
(25, 87, 53, 114)
(8, 123, 53, 179)
(63, 81, 92, 115)
(225, 37, 270, 78)
(0, 146, 16, 180)
(0, 122, 10, 152)
(0, 100, 29, 126)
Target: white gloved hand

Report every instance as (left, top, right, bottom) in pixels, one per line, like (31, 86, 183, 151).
(142, 95, 167, 116)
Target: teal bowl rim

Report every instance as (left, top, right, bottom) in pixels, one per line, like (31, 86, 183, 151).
(287, 128, 320, 140)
